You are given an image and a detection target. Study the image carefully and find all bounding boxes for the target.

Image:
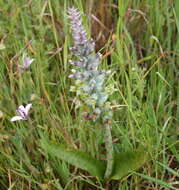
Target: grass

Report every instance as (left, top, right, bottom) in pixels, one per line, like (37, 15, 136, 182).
(0, 0, 179, 189)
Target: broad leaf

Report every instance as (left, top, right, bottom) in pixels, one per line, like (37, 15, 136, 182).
(111, 149, 148, 180)
(40, 139, 106, 180)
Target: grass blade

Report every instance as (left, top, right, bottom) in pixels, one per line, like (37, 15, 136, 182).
(133, 172, 178, 190)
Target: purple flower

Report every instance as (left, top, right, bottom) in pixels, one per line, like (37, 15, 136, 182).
(11, 104, 32, 122)
(19, 57, 34, 72)
(68, 8, 88, 46)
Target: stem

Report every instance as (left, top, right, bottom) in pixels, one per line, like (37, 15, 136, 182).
(103, 123, 113, 179)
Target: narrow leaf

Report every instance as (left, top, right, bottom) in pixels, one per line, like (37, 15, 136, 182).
(111, 149, 148, 180)
(40, 139, 106, 180)
(133, 172, 178, 190)
(174, 0, 179, 21)
(157, 161, 179, 177)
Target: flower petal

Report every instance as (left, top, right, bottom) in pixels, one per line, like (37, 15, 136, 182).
(17, 105, 26, 114)
(23, 57, 34, 67)
(24, 104, 32, 115)
(10, 116, 23, 122)
(16, 105, 27, 118)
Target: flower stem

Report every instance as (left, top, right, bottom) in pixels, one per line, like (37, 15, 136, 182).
(103, 123, 113, 179)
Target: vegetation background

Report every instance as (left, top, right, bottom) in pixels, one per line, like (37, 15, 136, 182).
(0, 0, 178, 189)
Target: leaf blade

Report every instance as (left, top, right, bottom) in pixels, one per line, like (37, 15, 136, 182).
(40, 139, 106, 180)
(111, 149, 148, 180)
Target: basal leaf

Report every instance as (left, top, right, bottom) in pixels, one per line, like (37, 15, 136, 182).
(40, 138, 106, 180)
(111, 149, 148, 180)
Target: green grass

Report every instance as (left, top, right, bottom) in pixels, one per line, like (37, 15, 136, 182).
(0, 0, 179, 189)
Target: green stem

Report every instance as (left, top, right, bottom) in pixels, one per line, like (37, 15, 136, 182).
(103, 123, 113, 179)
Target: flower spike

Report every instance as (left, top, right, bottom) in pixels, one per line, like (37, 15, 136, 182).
(68, 8, 115, 121)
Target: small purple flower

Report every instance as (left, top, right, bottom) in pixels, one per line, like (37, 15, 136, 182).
(11, 104, 32, 122)
(68, 8, 88, 46)
(19, 57, 34, 72)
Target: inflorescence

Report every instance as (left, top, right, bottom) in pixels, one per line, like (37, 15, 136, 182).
(68, 8, 114, 122)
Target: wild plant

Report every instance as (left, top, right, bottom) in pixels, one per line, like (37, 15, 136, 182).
(68, 7, 115, 178)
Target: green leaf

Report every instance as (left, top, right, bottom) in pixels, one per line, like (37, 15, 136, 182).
(157, 161, 179, 178)
(174, 0, 179, 32)
(111, 149, 148, 180)
(40, 138, 106, 180)
(133, 172, 178, 190)
(174, 0, 179, 21)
